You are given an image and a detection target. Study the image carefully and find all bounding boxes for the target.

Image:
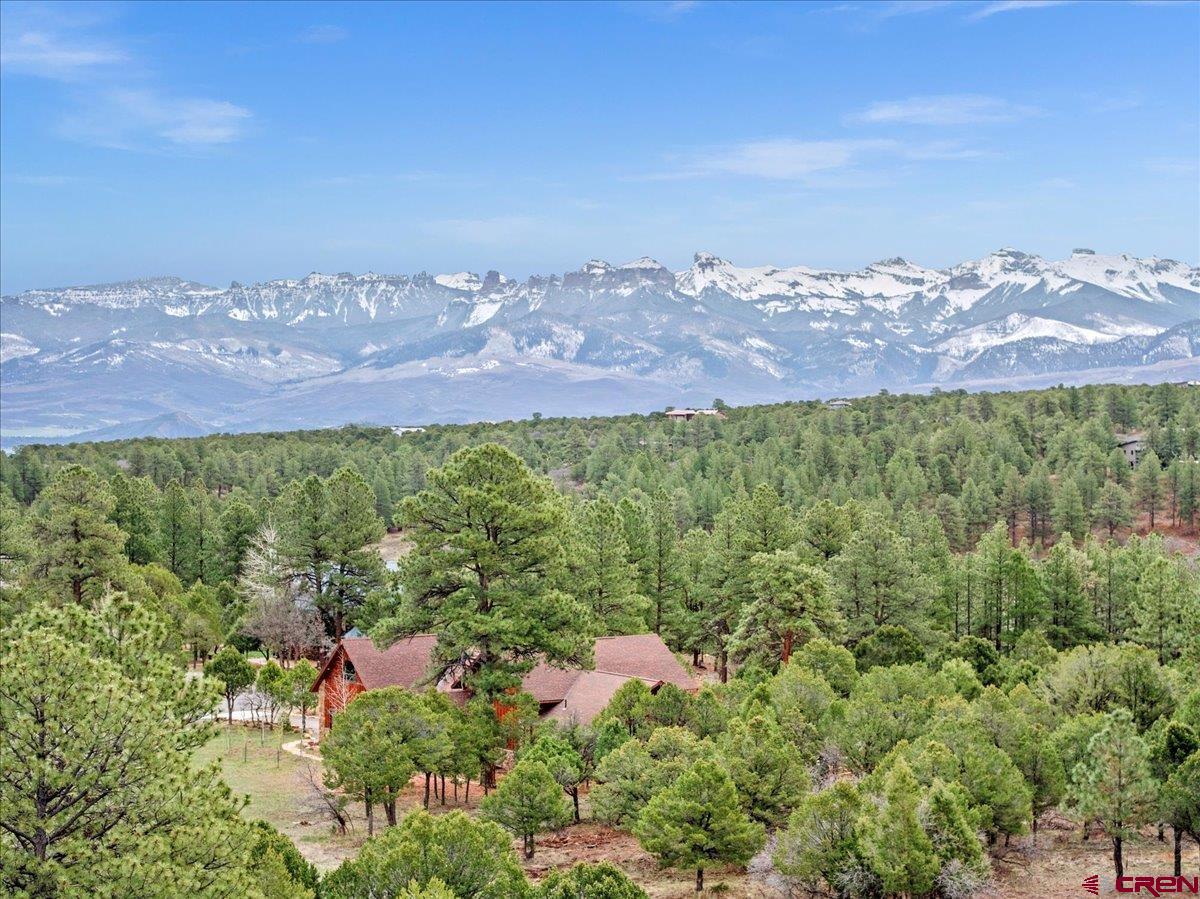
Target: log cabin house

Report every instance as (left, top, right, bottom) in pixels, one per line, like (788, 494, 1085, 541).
(312, 632, 696, 738)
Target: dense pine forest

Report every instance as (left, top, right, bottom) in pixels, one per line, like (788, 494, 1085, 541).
(2, 382, 1199, 898)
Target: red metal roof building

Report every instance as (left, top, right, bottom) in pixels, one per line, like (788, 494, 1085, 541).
(312, 632, 696, 737)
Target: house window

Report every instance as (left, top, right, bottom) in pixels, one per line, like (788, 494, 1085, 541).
(343, 660, 357, 683)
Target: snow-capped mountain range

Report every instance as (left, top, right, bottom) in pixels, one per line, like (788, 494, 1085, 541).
(2, 248, 1197, 443)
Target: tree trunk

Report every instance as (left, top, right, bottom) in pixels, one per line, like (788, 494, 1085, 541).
(718, 650, 728, 684)
(384, 798, 397, 826)
(1113, 834, 1123, 879)
(572, 788, 580, 823)
(424, 772, 431, 809)
(524, 835, 534, 859)
(366, 799, 374, 837)
(441, 774, 447, 805)
(695, 868, 704, 892)
(781, 630, 794, 664)
(1175, 827, 1183, 876)
(227, 697, 235, 724)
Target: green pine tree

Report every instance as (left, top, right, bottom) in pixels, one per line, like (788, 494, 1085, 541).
(378, 444, 592, 698)
(481, 759, 572, 858)
(633, 758, 764, 893)
(1073, 708, 1157, 879)
(857, 757, 940, 898)
(29, 465, 129, 605)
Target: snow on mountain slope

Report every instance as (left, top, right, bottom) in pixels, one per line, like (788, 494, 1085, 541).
(673, 252, 946, 310)
(13, 277, 223, 312)
(935, 312, 1123, 360)
(434, 272, 482, 292)
(0, 332, 39, 363)
(1054, 249, 1200, 302)
(1, 248, 1196, 440)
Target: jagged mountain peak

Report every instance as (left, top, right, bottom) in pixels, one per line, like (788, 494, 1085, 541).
(2, 246, 1196, 443)
(691, 251, 730, 267)
(619, 256, 667, 270)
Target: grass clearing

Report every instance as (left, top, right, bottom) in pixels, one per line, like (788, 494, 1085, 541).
(192, 724, 367, 871)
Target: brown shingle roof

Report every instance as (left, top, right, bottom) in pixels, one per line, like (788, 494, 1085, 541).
(523, 633, 696, 703)
(328, 635, 439, 691)
(314, 632, 695, 706)
(542, 671, 661, 725)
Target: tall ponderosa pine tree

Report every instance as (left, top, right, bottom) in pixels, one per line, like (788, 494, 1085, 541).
(834, 509, 928, 640)
(108, 472, 160, 565)
(1131, 555, 1195, 665)
(644, 489, 683, 636)
(158, 477, 197, 582)
(29, 465, 128, 605)
(218, 498, 260, 582)
(379, 444, 592, 697)
(323, 467, 386, 639)
(1094, 480, 1133, 537)
(1040, 539, 1092, 649)
(571, 497, 649, 635)
(731, 549, 838, 667)
(1134, 450, 1164, 530)
(1051, 478, 1088, 541)
(1072, 708, 1157, 878)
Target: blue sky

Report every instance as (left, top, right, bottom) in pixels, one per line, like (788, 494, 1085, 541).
(1, 0, 1197, 292)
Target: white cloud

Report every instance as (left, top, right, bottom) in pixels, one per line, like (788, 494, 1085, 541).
(622, 0, 701, 21)
(6, 174, 82, 186)
(60, 89, 252, 149)
(0, 29, 127, 80)
(1146, 157, 1199, 176)
(902, 140, 991, 160)
(877, 1, 953, 17)
(851, 94, 1041, 125)
(969, 0, 1073, 20)
(655, 139, 897, 181)
(635, 135, 992, 182)
(296, 25, 348, 44)
(3, 11, 252, 151)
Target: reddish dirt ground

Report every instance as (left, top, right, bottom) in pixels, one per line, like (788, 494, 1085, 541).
(519, 822, 773, 898)
(984, 816, 1197, 899)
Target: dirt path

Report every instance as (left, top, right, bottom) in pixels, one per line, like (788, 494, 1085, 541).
(281, 738, 322, 762)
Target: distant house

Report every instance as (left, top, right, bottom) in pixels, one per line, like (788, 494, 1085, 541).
(311, 633, 696, 737)
(392, 426, 426, 436)
(665, 408, 725, 422)
(1115, 434, 1144, 468)
(826, 399, 852, 409)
